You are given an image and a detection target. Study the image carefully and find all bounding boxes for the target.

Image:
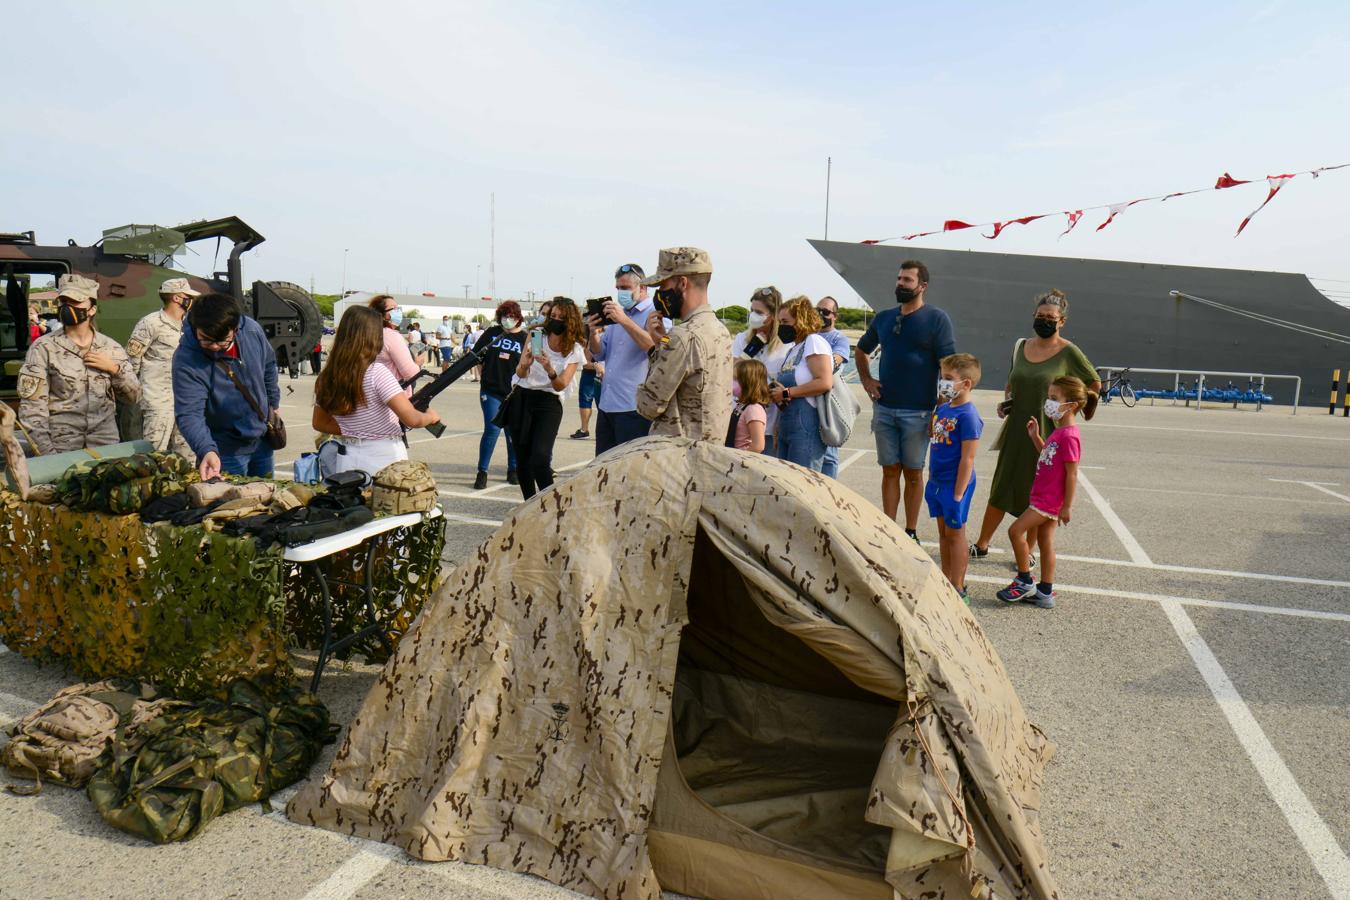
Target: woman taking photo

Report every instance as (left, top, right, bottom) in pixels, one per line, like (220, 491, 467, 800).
(768, 295, 834, 471)
(731, 286, 789, 453)
(509, 297, 586, 499)
(470, 300, 526, 490)
(313, 306, 441, 475)
(969, 289, 1100, 557)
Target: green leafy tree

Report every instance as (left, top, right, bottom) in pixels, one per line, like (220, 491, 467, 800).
(719, 304, 748, 324)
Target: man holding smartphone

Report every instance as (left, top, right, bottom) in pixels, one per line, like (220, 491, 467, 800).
(586, 263, 668, 454)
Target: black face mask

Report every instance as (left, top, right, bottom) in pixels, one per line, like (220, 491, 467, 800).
(654, 286, 683, 320)
(894, 285, 919, 304)
(1033, 317, 1059, 338)
(777, 324, 797, 344)
(544, 318, 566, 335)
(58, 304, 91, 327)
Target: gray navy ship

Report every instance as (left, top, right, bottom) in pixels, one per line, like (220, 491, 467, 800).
(811, 239, 1350, 407)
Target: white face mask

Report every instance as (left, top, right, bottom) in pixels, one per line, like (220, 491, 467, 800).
(747, 311, 767, 329)
(1043, 399, 1065, 420)
(937, 378, 958, 400)
(501, 317, 519, 330)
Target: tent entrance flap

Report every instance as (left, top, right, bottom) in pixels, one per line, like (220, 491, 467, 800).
(651, 527, 895, 892)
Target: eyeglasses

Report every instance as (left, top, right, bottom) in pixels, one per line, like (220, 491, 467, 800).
(198, 333, 236, 351)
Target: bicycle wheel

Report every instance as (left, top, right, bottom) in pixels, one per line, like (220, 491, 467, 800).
(1120, 383, 1137, 407)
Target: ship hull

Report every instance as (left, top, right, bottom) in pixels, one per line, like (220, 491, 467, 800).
(810, 239, 1350, 407)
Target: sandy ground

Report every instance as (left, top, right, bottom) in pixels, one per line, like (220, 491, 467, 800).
(2, 374, 1347, 899)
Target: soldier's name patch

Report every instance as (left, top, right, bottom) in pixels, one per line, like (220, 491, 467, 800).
(17, 374, 42, 399)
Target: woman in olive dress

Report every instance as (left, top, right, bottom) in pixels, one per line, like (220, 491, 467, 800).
(970, 289, 1101, 557)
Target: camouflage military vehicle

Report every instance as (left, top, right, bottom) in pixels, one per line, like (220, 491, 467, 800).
(0, 216, 323, 408)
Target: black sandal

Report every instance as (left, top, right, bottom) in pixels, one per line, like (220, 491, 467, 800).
(968, 544, 989, 559)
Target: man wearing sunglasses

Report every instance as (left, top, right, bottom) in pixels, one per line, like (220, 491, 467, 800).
(855, 261, 956, 541)
(815, 296, 851, 478)
(172, 292, 281, 480)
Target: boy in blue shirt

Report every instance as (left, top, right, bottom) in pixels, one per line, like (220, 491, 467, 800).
(925, 353, 983, 601)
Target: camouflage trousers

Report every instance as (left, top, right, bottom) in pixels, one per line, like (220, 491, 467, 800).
(142, 409, 193, 459)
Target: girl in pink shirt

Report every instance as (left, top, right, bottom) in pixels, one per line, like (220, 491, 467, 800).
(729, 358, 770, 453)
(997, 376, 1096, 608)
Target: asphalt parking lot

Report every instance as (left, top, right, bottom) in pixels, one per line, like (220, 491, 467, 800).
(3, 373, 1348, 899)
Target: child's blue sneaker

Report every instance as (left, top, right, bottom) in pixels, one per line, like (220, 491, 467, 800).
(996, 580, 1035, 603)
(1033, 588, 1056, 609)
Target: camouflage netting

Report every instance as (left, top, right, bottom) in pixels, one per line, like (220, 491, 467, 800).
(0, 496, 446, 696)
(285, 515, 447, 662)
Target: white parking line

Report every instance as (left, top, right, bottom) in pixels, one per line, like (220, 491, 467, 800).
(836, 449, 868, 473)
(1293, 482, 1350, 504)
(1268, 478, 1341, 486)
(1077, 472, 1153, 565)
(1093, 422, 1350, 443)
(299, 844, 401, 900)
(1087, 483, 1348, 507)
(443, 513, 506, 528)
(1159, 600, 1350, 895)
(1059, 478, 1350, 895)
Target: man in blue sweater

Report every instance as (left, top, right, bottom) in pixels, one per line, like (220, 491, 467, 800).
(172, 293, 280, 480)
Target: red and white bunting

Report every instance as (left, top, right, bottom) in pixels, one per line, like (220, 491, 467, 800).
(858, 163, 1345, 244)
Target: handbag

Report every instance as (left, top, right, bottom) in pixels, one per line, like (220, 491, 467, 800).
(817, 378, 861, 448)
(217, 360, 287, 450)
(491, 387, 520, 430)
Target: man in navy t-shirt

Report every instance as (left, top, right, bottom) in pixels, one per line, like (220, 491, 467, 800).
(854, 260, 956, 540)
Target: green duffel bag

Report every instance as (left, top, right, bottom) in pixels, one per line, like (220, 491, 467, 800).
(87, 677, 336, 844)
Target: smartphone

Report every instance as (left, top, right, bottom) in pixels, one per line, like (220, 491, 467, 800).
(530, 329, 545, 356)
(997, 398, 1015, 417)
(587, 297, 614, 327)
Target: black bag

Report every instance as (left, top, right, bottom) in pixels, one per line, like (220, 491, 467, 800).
(216, 360, 286, 450)
(491, 387, 521, 430)
(725, 404, 742, 448)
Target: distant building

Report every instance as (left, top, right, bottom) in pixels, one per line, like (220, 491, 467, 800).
(332, 292, 539, 331)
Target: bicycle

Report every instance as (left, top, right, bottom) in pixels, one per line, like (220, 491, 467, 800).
(1100, 368, 1137, 407)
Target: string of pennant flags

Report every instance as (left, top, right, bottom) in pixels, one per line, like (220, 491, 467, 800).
(860, 164, 1348, 245)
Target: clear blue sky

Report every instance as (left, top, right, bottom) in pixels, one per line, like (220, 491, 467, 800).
(6, 0, 1348, 307)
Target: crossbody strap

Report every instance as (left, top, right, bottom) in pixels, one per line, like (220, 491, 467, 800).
(216, 359, 269, 424)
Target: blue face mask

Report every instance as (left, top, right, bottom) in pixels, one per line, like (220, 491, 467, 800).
(387, 308, 403, 327)
(616, 289, 637, 310)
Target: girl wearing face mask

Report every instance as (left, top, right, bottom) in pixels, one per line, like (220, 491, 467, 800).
(970, 289, 1101, 560)
(731, 286, 789, 452)
(995, 376, 1096, 608)
(470, 300, 526, 489)
(509, 297, 587, 499)
(368, 294, 419, 394)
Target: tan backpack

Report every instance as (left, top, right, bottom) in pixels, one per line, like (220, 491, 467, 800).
(3, 680, 172, 795)
(370, 461, 438, 516)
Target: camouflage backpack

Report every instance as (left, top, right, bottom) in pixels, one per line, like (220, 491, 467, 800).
(2, 680, 171, 795)
(55, 451, 195, 514)
(87, 676, 336, 844)
(370, 460, 438, 515)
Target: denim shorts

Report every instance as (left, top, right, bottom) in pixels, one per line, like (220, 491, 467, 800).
(871, 405, 931, 469)
(578, 370, 601, 409)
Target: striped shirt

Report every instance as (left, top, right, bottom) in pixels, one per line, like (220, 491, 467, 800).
(332, 364, 403, 439)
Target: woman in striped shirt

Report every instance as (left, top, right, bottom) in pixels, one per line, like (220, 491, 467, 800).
(313, 306, 441, 476)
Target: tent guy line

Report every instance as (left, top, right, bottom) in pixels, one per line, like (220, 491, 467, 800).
(1074, 477, 1350, 897)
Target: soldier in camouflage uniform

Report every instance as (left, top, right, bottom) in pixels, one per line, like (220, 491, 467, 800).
(17, 274, 140, 455)
(127, 278, 198, 458)
(635, 247, 733, 441)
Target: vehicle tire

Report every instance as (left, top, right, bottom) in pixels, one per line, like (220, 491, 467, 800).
(1120, 383, 1137, 407)
(261, 281, 324, 375)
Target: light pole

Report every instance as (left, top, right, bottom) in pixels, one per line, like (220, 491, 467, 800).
(462, 284, 470, 300)
(340, 249, 349, 298)
(476, 265, 481, 298)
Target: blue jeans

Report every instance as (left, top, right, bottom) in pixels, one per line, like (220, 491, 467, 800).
(871, 405, 931, 469)
(219, 441, 274, 477)
(595, 409, 650, 454)
(822, 445, 840, 478)
(776, 398, 827, 472)
(477, 392, 518, 473)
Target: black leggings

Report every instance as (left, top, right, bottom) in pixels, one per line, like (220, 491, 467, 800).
(508, 388, 563, 498)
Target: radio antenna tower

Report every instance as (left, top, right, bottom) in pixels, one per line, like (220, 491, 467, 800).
(489, 192, 496, 301)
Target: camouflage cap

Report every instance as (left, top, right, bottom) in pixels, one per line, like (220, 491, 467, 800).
(56, 273, 99, 303)
(159, 277, 201, 297)
(640, 247, 713, 286)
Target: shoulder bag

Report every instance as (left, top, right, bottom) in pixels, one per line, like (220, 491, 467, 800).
(217, 360, 286, 450)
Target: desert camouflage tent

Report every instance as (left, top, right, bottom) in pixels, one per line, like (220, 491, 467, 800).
(288, 438, 1058, 899)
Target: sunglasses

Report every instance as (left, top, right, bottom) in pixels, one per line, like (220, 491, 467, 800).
(755, 287, 776, 298)
(615, 264, 644, 278)
(816, 308, 835, 317)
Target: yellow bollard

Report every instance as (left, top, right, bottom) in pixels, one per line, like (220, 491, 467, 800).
(1333, 369, 1342, 415)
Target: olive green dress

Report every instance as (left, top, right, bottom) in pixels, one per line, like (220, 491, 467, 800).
(989, 339, 1097, 515)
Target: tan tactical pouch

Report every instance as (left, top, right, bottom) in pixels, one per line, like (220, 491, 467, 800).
(370, 461, 438, 516)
